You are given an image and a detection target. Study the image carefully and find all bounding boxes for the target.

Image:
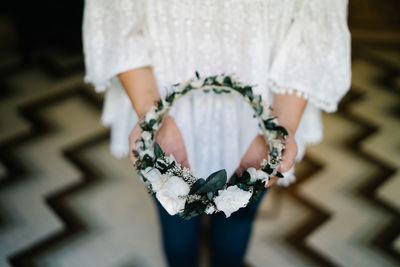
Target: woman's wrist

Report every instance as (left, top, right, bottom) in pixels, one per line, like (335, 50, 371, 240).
(118, 66, 160, 120)
(270, 91, 308, 134)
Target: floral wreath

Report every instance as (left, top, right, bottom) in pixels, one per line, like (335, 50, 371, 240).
(132, 71, 288, 220)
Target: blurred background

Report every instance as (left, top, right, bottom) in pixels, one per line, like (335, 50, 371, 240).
(0, 1, 399, 266)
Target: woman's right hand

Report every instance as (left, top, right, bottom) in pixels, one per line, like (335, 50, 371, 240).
(129, 114, 191, 169)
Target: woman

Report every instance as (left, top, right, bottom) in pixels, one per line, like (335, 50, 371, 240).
(82, 0, 351, 266)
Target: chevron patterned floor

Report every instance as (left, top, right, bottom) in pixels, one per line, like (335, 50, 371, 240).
(0, 32, 399, 267)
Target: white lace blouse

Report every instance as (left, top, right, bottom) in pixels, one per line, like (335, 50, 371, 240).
(82, 0, 351, 186)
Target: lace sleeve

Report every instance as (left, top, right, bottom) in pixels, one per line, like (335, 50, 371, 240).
(267, 0, 352, 113)
(82, 0, 153, 92)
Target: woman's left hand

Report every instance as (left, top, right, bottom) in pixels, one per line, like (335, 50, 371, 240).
(232, 129, 298, 188)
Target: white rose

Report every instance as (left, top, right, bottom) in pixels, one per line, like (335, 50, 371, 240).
(246, 167, 269, 183)
(156, 176, 190, 215)
(142, 167, 168, 191)
(214, 185, 252, 218)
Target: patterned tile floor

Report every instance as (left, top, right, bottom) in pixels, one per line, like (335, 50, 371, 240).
(0, 44, 399, 267)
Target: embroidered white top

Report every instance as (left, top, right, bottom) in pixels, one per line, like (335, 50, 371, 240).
(82, 0, 351, 186)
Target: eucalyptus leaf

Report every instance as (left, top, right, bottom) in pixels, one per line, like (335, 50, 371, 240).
(238, 170, 250, 184)
(237, 183, 250, 191)
(223, 76, 233, 86)
(189, 178, 206, 195)
(243, 86, 254, 101)
(196, 169, 227, 194)
(154, 142, 164, 158)
(229, 173, 238, 185)
(262, 163, 273, 174)
(273, 125, 289, 137)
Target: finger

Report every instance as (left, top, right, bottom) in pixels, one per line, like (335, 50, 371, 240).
(180, 158, 191, 169)
(129, 126, 142, 164)
(264, 176, 278, 188)
(278, 139, 297, 173)
(129, 140, 138, 164)
(234, 164, 246, 177)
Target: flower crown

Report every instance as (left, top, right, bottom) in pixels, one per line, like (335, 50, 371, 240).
(132, 71, 288, 220)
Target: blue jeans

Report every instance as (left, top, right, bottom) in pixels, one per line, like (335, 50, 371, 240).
(152, 188, 268, 267)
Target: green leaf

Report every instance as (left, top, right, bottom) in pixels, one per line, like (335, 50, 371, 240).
(207, 192, 214, 200)
(273, 125, 289, 137)
(223, 76, 232, 86)
(238, 170, 250, 184)
(262, 163, 273, 175)
(154, 142, 164, 158)
(189, 178, 206, 195)
(196, 169, 227, 194)
(243, 86, 254, 101)
(166, 92, 176, 103)
(229, 173, 238, 185)
(263, 117, 277, 129)
(212, 88, 222, 94)
(195, 70, 200, 79)
(141, 155, 154, 169)
(237, 183, 250, 191)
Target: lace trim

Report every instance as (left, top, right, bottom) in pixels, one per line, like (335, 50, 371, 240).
(267, 79, 338, 113)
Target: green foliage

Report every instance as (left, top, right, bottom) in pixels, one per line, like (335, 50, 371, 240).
(237, 183, 250, 191)
(195, 169, 227, 194)
(262, 163, 273, 175)
(243, 86, 254, 101)
(141, 119, 157, 131)
(189, 178, 206, 195)
(180, 198, 208, 220)
(154, 142, 164, 158)
(263, 117, 277, 130)
(273, 125, 289, 137)
(223, 76, 233, 86)
(165, 92, 176, 103)
(229, 173, 238, 185)
(237, 170, 250, 184)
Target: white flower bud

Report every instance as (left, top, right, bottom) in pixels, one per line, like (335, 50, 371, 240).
(216, 75, 225, 84)
(205, 204, 216, 215)
(145, 107, 158, 124)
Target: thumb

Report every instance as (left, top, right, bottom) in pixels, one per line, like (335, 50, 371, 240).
(278, 139, 297, 173)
